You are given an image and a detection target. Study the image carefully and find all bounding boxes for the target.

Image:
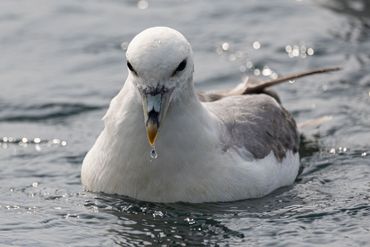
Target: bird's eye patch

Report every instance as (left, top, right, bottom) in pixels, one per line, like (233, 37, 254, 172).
(127, 61, 137, 75)
(172, 59, 187, 76)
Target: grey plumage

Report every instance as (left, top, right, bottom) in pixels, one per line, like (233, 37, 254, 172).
(197, 67, 340, 161)
(206, 94, 299, 161)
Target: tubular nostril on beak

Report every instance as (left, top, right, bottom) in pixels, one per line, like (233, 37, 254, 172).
(147, 94, 162, 113)
(143, 92, 163, 146)
(147, 110, 160, 128)
(140, 86, 174, 147)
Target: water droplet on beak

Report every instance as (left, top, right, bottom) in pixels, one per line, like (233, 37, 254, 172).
(150, 147, 158, 159)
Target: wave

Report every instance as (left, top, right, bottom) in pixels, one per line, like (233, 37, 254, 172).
(0, 102, 103, 122)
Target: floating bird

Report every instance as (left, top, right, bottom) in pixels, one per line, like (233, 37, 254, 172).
(81, 27, 339, 203)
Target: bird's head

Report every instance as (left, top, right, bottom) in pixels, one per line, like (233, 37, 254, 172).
(125, 27, 194, 147)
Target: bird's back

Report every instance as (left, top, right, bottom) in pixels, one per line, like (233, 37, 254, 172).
(204, 93, 300, 162)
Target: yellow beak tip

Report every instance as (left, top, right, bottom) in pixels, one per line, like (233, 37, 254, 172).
(146, 126, 158, 146)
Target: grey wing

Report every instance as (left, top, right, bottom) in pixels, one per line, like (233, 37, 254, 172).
(206, 94, 299, 161)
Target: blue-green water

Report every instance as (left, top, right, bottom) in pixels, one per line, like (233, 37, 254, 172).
(1, 0, 370, 246)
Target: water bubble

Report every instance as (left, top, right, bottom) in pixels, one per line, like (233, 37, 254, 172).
(252, 41, 261, 50)
(286, 44, 314, 58)
(307, 48, 314, 56)
(153, 210, 164, 217)
(221, 42, 230, 51)
(285, 45, 292, 53)
(300, 46, 307, 58)
(300, 45, 307, 54)
(262, 66, 272, 76)
(121, 42, 128, 51)
(336, 146, 349, 154)
(270, 72, 278, 79)
(292, 46, 300, 57)
(246, 61, 253, 69)
(184, 217, 196, 225)
(239, 65, 246, 72)
(52, 139, 61, 145)
(33, 138, 41, 144)
(137, 0, 148, 9)
(150, 147, 158, 159)
(229, 54, 236, 61)
(253, 69, 261, 76)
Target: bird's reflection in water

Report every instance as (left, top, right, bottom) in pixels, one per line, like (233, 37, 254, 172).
(86, 184, 304, 246)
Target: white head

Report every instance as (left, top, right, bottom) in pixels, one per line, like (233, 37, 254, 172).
(125, 27, 195, 146)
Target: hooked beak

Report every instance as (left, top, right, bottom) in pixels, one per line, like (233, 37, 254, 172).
(141, 89, 172, 146)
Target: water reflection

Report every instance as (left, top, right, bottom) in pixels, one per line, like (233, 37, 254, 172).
(88, 189, 305, 246)
(318, 0, 370, 43)
(318, 0, 370, 19)
(1, 0, 370, 245)
(0, 137, 67, 146)
(90, 195, 244, 245)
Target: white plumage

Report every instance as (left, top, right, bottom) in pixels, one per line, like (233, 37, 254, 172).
(81, 27, 300, 203)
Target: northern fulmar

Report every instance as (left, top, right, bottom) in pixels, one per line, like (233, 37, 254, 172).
(81, 27, 338, 203)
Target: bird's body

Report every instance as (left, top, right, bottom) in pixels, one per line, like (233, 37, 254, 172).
(81, 27, 300, 203)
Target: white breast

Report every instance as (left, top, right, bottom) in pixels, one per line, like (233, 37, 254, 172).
(81, 81, 300, 203)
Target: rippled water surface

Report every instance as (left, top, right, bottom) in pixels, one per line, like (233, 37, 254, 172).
(1, 0, 370, 246)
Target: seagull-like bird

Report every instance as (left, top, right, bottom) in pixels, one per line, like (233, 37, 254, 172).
(81, 27, 336, 203)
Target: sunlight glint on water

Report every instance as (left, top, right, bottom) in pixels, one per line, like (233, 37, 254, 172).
(0, 0, 370, 246)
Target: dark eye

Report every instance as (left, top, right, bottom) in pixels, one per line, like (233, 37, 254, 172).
(127, 61, 137, 75)
(172, 59, 187, 76)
